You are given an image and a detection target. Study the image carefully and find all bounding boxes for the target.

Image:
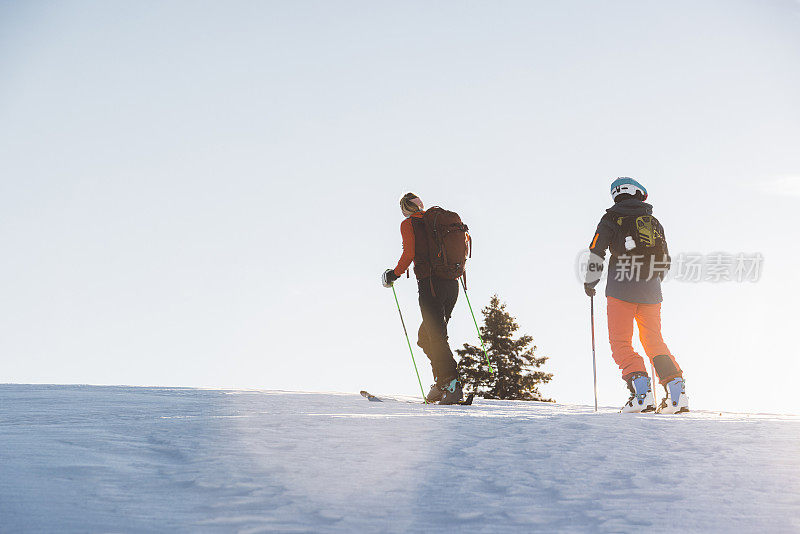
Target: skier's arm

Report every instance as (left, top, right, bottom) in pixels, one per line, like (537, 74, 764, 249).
(393, 218, 415, 276)
(585, 217, 614, 287)
(659, 221, 672, 277)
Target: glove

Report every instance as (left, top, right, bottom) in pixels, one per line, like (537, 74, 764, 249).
(382, 268, 400, 288)
(584, 283, 597, 297)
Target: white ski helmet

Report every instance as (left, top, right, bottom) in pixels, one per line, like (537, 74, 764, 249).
(610, 177, 648, 201)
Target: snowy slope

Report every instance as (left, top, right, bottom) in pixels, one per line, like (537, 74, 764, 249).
(1, 385, 799, 533)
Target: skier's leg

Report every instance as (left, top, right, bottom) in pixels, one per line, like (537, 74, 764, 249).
(443, 278, 459, 322)
(417, 279, 439, 380)
(431, 278, 462, 404)
(420, 279, 458, 383)
(417, 279, 458, 379)
(607, 296, 647, 379)
(417, 278, 459, 385)
(435, 278, 460, 381)
(635, 303, 682, 385)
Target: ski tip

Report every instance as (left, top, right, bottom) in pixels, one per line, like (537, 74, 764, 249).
(360, 390, 382, 402)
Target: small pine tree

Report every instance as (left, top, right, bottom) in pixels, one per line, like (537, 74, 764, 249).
(457, 295, 554, 401)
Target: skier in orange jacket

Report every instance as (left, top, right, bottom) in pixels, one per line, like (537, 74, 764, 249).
(381, 193, 463, 405)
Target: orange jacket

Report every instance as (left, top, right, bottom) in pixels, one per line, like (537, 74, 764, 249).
(393, 211, 425, 276)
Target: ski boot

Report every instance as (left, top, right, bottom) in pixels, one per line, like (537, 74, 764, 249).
(657, 377, 689, 414)
(438, 378, 464, 405)
(621, 373, 655, 413)
(426, 383, 444, 403)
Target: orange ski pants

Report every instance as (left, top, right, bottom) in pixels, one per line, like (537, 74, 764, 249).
(607, 296, 682, 384)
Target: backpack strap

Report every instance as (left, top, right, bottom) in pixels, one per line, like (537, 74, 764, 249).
(410, 216, 431, 279)
(463, 228, 471, 289)
(431, 209, 444, 264)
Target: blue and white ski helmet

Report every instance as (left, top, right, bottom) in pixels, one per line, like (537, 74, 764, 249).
(610, 177, 648, 201)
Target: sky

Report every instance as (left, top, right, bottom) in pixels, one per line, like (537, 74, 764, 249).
(1, 0, 799, 414)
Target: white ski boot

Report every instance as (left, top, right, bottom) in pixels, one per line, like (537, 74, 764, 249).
(620, 374, 655, 413)
(657, 377, 689, 414)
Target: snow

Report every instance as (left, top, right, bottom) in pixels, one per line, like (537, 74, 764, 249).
(1, 385, 799, 533)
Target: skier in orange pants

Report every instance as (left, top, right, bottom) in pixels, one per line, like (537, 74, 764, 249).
(607, 297, 681, 384)
(584, 178, 688, 414)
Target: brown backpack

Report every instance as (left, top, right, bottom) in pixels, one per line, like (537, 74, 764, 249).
(420, 206, 471, 280)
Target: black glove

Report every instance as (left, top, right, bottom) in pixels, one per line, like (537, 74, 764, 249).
(382, 269, 400, 288)
(584, 283, 597, 297)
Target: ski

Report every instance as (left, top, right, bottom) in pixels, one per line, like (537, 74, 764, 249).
(360, 390, 382, 402)
(458, 392, 475, 405)
(360, 390, 475, 406)
(620, 410, 690, 415)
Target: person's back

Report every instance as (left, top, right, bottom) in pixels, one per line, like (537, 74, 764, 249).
(597, 196, 668, 304)
(382, 193, 464, 405)
(584, 178, 689, 414)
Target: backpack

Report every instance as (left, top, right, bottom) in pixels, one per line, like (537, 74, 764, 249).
(614, 214, 669, 264)
(420, 206, 471, 280)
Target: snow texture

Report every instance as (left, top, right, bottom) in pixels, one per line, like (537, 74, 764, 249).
(1, 385, 799, 533)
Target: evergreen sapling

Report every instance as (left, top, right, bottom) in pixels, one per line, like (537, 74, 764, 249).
(457, 295, 553, 401)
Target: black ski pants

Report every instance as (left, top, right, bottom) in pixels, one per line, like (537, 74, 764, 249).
(416, 277, 459, 384)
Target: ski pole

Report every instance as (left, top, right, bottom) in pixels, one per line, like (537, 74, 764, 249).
(650, 361, 658, 407)
(460, 278, 495, 374)
(590, 295, 598, 412)
(391, 285, 428, 404)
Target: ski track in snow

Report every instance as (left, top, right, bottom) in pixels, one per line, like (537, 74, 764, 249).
(1, 386, 799, 533)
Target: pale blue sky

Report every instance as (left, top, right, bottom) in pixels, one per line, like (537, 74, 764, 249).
(2, 1, 799, 412)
